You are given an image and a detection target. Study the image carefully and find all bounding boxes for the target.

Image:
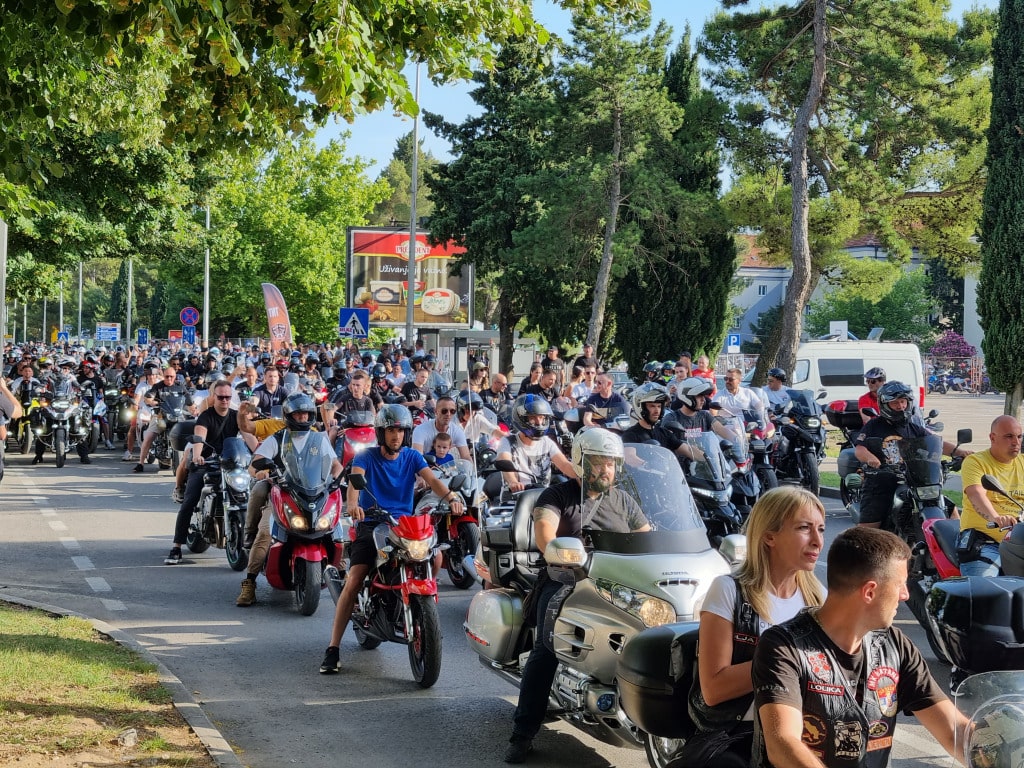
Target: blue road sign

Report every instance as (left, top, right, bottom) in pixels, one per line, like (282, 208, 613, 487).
(137, 328, 149, 346)
(182, 325, 197, 345)
(338, 307, 370, 339)
(727, 333, 741, 348)
(57, 331, 69, 343)
(180, 306, 200, 327)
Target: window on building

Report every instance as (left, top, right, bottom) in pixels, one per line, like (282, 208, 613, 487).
(757, 284, 767, 296)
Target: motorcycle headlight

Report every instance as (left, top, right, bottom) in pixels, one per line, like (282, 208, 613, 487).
(595, 579, 676, 628)
(352, 442, 369, 454)
(225, 470, 249, 492)
(802, 417, 821, 429)
(400, 537, 432, 562)
(315, 514, 335, 531)
(289, 515, 309, 531)
(915, 484, 942, 501)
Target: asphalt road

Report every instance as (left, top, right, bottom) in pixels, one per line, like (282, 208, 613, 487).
(0, 448, 964, 768)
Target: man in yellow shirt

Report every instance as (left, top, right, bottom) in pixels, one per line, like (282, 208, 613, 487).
(959, 415, 1024, 576)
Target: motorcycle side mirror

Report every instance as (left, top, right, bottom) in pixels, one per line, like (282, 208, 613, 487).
(612, 414, 632, 431)
(746, 421, 759, 432)
(251, 456, 273, 471)
(956, 428, 972, 446)
(816, 389, 828, 400)
(349, 474, 367, 491)
(424, 454, 437, 467)
(863, 407, 879, 419)
(492, 459, 518, 473)
(927, 409, 940, 420)
(449, 474, 467, 492)
(720, 440, 735, 456)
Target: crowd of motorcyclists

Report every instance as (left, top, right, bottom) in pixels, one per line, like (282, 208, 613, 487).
(3, 338, 1021, 768)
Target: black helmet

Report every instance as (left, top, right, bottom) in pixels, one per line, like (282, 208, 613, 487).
(332, 359, 347, 374)
(767, 367, 787, 383)
(282, 393, 316, 432)
(374, 403, 413, 447)
(642, 361, 661, 377)
(371, 363, 387, 381)
(457, 390, 484, 419)
(259, 352, 271, 366)
(678, 377, 713, 410)
(878, 381, 913, 425)
(865, 367, 886, 381)
(512, 394, 553, 439)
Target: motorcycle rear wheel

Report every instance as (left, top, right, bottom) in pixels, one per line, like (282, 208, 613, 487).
(354, 622, 382, 649)
(54, 427, 67, 468)
(407, 594, 442, 688)
(87, 423, 99, 454)
(798, 452, 819, 497)
(225, 510, 248, 572)
(186, 524, 211, 554)
(446, 522, 480, 590)
(643, 732, 687, 768)
(19, 425, 32, 455)
(294, 558, 321, 616)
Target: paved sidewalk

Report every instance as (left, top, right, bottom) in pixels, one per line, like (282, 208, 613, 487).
(822, 391, 1006, 492)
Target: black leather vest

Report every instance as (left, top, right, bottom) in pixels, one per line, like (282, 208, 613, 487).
(688, 578, 761, 732)
(752, 611, 902, 768)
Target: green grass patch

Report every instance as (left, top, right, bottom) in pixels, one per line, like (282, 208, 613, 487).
(0, 602, 209, 764)
(819, 471, 963, 508)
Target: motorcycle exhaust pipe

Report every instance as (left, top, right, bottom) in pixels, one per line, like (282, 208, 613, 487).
(324, 565, 345, 604)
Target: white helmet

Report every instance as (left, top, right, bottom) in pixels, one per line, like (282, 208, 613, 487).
(677, 377, 713, 409)
(571, 427, 624, 479)
(631, 382, 669, 425)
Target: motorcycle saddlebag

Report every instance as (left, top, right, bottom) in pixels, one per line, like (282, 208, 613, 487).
(169, 419, 197, 452)
(616, 621, 699, 739)
(463, 588, 523, 664)
(928, 576, 1024, 673)
(825, 400, 861, 430)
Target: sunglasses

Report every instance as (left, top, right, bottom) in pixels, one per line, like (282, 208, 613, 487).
(438, 408, 456, 415)
(866, 378, 885, 384)
(215, 395, 233, 401)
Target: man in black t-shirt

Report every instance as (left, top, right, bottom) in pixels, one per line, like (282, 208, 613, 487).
(133, 367, 193, 474)
(751, 527, 964, 768)
(504, 428, 649, 763)
(619, 383, 690, 457)
(251, 366, 288, 416)
(163, 379, 241, 565)
(572, 343, 598, 372)
(329, 369, 382, 415)
(522, 368, 559, 403)
(399, 368, 433, 417)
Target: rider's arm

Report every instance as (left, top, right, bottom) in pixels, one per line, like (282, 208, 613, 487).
(237, 402, 257, 434)
(963, 483, 1019, 529)
(551, 447, 574, 479)
(939, 437, 972, 459)
(757, 704, 827, 768)
(419, 466, 463, 512)
(532, 505, 561, 554)
(497, 450, 524, 493)
(191, 423, 208, 466)
(913, 700, 969, 764)
(711, 418, 735, 443)
(347, 467, 366, 521)
(854, 443, 881, 468)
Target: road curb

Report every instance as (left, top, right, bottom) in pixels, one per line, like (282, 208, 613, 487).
(820, 485, 840, 500)
(0, 594, 244, 768)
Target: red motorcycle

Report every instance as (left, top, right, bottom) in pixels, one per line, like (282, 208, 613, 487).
(327, 474, 444, 688)
(335, 409, 376, 467)
(415, 457, 478, 589)
(251, 437, 345, 616)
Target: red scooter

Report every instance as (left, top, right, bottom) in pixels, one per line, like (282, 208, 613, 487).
(415, 457, 478, 589)
(335, 409, 376, 467)
(251, 437, 345, 616)
(326, 474, 444, 688)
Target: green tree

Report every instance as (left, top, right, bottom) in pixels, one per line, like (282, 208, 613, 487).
(612, 31, 735, 376)
(979, 2, 1024, 415)
(369, 131, 437, 226)
(806, 268, 938, 347)
(702, 1, 995, 380)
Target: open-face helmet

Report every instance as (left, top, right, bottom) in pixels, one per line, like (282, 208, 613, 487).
(677, 377, 713, 410)
(571, 427, 624, 482)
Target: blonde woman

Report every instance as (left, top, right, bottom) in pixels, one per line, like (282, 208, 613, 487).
(685, 487, 826, 766)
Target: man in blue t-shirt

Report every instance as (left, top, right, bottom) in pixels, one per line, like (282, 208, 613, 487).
(319, 404, 463, 674)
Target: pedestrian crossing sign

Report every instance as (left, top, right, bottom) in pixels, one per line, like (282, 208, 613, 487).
(338, 307, 370, 339)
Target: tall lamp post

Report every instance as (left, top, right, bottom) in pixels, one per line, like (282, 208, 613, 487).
(404, 63, 421, 350)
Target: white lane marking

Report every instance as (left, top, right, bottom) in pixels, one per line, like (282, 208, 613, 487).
(39, 508, 57, 516)
(85, 577, 112, 593)
(48, 520, 68, 531)
(60, 537, 81, 550)
(71, 556, 95, 571)
(100, 599, 127, 611)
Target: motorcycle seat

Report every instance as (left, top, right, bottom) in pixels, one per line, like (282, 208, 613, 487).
(512, 488, 544, 579)
(933, 518, 961, 567)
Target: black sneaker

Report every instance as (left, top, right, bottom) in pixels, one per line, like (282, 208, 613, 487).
(164, 548, 182, 565)
(133, 463, 144, 473)
(503, 738, 533, 764)
(319, 645, 340, 674)
(80, 455, 92, 464)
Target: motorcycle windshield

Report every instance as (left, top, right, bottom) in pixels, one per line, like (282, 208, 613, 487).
(786, 389, 820, 416)
(280, 432, 332, 494)
(53, 380, 77, 400)
(220, 436, 252, 471)
(716, 414, 749, 462)
(161, 392, 187, 414)
(898, 433, 945, 486)
(952, 670, 1024, 768)
(588, 444, 709, 554)
(683, 432, 732, 484)
(343, 410, 375, 428)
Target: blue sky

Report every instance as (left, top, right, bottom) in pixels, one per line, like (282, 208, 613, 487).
(318, 0, 995, 174)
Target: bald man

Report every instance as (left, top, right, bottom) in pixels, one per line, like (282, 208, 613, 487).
(959, 415, 1024, 576)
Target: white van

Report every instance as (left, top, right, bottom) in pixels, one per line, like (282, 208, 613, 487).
(788, 340, 925, 406)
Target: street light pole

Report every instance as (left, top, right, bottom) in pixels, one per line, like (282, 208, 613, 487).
(78, 261, 83, 340)
(203, 204, 210, 347)
(404, 63, 421, 350)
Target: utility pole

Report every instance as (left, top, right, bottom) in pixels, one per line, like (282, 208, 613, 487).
(203, 204, 210, 346)
(404, 63, 421, 350)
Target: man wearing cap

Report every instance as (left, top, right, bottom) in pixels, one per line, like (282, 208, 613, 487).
(572, 344, 598, 372)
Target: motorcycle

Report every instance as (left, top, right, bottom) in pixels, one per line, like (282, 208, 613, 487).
(108, 384, 136, 443)
(184, 436, 253, 572)
(928, 371, 949, 394)
(464, 443, 743, 768)
(333, 408, 376, 468)
(13, 383, 39, 455)
(326, 473, 445, 688)
(743, 407, 779, 497)
(769, 388, 827, 496)
(716, 413, 761, 510)
(678, 431, 745, 548)
(917, 474, 1024, 685)
(416, 457, 480, 589)
(33, 381, 90, 468)
(152, 391, 193, 471)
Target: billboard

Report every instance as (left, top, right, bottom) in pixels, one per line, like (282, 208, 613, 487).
(346, 227, 472, 329)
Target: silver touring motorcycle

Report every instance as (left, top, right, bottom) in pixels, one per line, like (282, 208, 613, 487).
(463, 443, 743, 768)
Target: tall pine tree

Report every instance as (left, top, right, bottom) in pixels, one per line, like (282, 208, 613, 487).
(979, 3, 1024, 415)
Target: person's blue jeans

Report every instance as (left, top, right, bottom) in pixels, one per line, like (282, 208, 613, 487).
(960, 542, 1001, 577)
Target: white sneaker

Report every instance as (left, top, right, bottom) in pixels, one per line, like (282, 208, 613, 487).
(103, 439, 115, 450)
(121, 450, 133, 462)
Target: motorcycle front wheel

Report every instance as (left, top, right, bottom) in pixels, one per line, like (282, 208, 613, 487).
(224, 510, 248, 572)
(754, 465, 779, 496)
(186, 523, 211, 554)
(407, 593, 442, 688)
(19, 425, 32, 455)
(54, 427, 67, 468)
(643, 732, 687, 768)
(798, 452, 820, 497)
(446, 522, 480, 590)
(293, 558, 321, 616)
